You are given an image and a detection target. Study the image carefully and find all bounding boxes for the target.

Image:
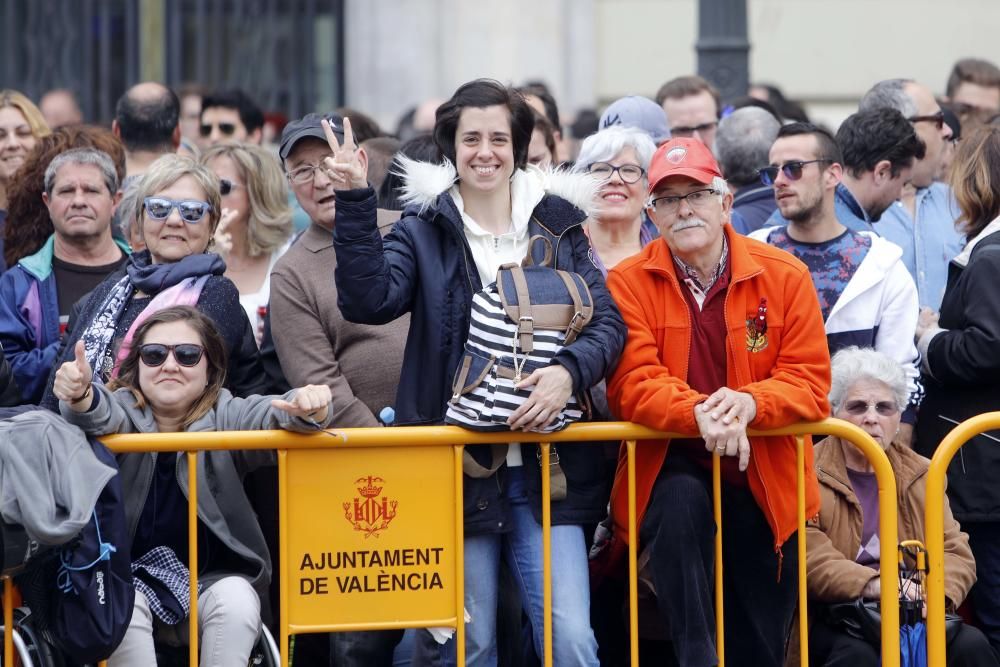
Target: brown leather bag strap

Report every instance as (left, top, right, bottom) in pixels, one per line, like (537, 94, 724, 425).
(537, 446, 567, 501)
(521, 234, 554, 268)
(463, 445, 509, 478)
(510, 266, 534, 355)
(555, 271, 593, 346)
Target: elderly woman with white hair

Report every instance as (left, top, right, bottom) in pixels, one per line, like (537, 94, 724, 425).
(574, 125, 658, 275)
(797, 346, 993, 667)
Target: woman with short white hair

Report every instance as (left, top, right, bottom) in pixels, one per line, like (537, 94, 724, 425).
(797, 347, 993, 666)
(574, 126, 658, 274)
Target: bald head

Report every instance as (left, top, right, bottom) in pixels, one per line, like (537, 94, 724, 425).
(40, 89, 83, 128)
(114, 82, 180, 154)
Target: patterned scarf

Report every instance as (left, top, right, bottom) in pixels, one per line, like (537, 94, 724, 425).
(79, 251, 225, 381)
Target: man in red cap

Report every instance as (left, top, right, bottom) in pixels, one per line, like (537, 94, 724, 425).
(604, 137, 832, 666)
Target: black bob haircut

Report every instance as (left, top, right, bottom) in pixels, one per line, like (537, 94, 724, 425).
(433, 79, 535, 171)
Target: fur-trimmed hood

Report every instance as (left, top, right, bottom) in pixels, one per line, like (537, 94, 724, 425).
(394, 155, 602, 219)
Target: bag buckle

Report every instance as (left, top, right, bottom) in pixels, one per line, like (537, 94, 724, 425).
(518, 315, 534, 335)
(568, 311, 585, 333)
(536, 447, 561, 466)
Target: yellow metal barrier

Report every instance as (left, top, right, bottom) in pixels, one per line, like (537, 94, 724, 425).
(0, 419, 898, 666)
(924, 411, 1000, 667)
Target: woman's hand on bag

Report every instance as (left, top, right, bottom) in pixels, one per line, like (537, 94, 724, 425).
(508, 364, 573, 432)
(53, 341, 94, 411)
(272, 384, 332, 423)
(322, 117, 368, 191)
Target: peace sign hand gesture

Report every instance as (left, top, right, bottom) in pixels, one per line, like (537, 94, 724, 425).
(321, 117, 368, 191)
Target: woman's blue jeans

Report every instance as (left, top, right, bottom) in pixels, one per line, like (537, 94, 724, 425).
(461, 465, 599, 667)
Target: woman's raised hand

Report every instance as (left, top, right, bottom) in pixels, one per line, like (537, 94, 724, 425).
(271, 384, 333, 423)
(322, 117, 368, 191)
(53, 341, 94, 408)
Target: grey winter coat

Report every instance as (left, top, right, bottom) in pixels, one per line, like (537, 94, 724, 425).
(60, 384, 332, 595)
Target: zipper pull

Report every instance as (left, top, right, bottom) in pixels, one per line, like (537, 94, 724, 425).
(493, 235, 500, 250)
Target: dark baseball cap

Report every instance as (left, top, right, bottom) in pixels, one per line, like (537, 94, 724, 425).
(279, 112, 345, 160)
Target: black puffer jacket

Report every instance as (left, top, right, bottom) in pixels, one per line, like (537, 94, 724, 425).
(916, 227, 1000, 521)
(333, 164, 626, 534)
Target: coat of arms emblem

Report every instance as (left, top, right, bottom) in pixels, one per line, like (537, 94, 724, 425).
(343, 476, 398, 538)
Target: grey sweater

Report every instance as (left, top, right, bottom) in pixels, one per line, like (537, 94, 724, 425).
(60, 384, 332, 594)
(269, 221, 409, 427)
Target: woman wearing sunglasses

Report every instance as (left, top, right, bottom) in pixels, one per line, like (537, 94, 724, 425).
(53, 305, 332, 666)
(40, 153, 270, 409)
(790, 347, 993, 667)
(200, 144, 293, 345)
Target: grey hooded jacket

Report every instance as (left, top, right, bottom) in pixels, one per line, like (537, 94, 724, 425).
(60, 384, 332, 595)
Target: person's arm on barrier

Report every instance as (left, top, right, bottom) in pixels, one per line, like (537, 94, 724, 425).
(605, 267, 707, 435)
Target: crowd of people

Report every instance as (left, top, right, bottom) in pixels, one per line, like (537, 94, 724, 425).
(2, 55, 1000, 667)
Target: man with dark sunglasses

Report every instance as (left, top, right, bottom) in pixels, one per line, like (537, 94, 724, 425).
(197, 89, 264, 149)
(859, 79, 964, 311)
(750, 122, 921, 445)
(655, 75, 721, 153)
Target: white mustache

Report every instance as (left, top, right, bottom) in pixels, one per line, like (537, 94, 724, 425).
(671, 218, 707, 233)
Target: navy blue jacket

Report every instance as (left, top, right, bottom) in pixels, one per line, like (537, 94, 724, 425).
(332, 178, 625, 534)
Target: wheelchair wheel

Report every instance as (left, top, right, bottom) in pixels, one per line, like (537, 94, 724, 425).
(248, 624, 280, 667)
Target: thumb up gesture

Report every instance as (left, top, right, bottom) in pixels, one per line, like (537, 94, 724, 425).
(53, 341, 94, 408)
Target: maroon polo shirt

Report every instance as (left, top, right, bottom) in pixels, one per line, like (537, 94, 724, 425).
(668, 260, 748, 487)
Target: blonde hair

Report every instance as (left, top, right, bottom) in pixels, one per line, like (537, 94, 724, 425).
(200, 143, 293, 257)
(134, 154, 222, 246)
(0, 90, 51, 140)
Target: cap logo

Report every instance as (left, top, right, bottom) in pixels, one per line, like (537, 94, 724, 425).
(666, 147, 687, 164)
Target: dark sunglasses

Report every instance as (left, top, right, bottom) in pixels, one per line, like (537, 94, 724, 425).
(143, 197, 212, 223)
(199, 122, 237, 137)
(758, 159, 833, 185)
(843, 400, 899, 416)
(138, 343, 205, 368)
(907, 111, 945, 131)
(219, 178, 240, 196)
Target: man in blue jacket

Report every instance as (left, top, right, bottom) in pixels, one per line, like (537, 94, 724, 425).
(0, 147, 129, 403)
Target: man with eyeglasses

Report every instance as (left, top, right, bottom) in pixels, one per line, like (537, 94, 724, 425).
(750, 122, 921, 445)
(265, 113, 409, 664)
(655, 75, 721, 153)
(0, 148, 129, 403)
(603, 137, 831, 667)
(859, 79, 965, 311)
(197, 89, 264, 149)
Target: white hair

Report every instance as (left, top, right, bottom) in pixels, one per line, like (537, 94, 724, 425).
(574, 126, 657, 175)
(829, 346, 909, 413)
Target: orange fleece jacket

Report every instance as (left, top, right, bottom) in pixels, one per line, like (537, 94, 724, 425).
(607, 226, 830, 551)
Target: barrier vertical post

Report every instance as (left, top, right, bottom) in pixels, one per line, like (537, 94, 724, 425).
(713, 453, 724, 667)
(797, 436, 809, 667)
(541, 442, 553, 667)
(455, 445, 466, 667)
(626, 440, 639, 666)
(278, 449, 290, 667)
(187, 451, 199, 665)
(3, 577, 12, 666)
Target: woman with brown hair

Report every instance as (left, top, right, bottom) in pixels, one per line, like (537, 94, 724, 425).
(4, 124, 125, 268)
(0, 90, 51, 270)
(53, 305, 331, 666)
(915, 124, 1000, 655)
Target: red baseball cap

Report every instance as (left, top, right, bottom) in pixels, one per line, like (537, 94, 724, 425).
(647, 137, 723, 193)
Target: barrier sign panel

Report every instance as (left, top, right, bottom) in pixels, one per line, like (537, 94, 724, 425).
(283, 445, 458, 629)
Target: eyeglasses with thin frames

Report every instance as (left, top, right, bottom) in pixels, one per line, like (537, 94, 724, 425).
(286, 159, 334, 186)
(758, 159, 833, 186)
(647, 188, 719, 215)
(843, 400, 899, 416)
(669, 121, 718, 138)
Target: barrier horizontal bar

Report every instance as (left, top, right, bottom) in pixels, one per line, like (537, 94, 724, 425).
(98, 418, 866, 453)
(289, 618, 459, 633)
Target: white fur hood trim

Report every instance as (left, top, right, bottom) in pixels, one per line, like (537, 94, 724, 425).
(395, 156, 602, 218)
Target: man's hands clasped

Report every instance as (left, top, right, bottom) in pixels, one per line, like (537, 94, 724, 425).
(695, 387, 757, 472)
